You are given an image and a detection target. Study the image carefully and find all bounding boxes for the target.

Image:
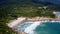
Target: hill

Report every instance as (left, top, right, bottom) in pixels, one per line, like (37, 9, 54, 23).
(0, 0, 60, 34)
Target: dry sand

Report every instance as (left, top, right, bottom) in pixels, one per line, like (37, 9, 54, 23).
(7, 17, 26, 28)
(7, 17, 59, 28)
(7, 17, 60, 34)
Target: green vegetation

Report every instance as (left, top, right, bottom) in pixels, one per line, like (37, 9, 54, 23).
(0, 22, 16, 34)
(0, 6, 17, 34)
(0, 1, 59, 34)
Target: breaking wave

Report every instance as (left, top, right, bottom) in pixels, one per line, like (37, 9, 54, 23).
(16, 21, 60, 34)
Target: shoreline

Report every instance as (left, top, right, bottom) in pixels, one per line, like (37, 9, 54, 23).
(7, 17, 60, 34)
(27, 17, 60, 21)
(7, 17, 26, 28)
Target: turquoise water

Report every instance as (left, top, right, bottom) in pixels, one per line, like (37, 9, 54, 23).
(34, 22, 60, 34)
(15, 21, 33, 31)
(16, 21, 60, 34)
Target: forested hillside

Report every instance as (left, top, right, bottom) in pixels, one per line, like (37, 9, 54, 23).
(0, 0, 60, 34)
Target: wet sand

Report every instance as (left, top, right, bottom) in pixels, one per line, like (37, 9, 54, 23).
(7, 17, 60, 34)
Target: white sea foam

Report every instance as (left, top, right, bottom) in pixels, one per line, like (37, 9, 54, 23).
(24, 21, 42, 34)
(51, 21, 60, 23)
(24, 21, 60, 34)
(16, 21, 60, 34)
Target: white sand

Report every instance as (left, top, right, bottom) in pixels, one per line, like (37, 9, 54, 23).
(7, 17, 26, 28)
(7, 17, 60, 28)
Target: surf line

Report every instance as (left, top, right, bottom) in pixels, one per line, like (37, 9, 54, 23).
(24, 21, 43, 34)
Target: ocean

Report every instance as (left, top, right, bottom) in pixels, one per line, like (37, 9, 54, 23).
(15, 21, 60, 34)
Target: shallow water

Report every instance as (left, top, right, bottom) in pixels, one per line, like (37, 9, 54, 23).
(15, 21, 33, 31)
(16, 21, 60, 34)
(34, 22, 60, 34)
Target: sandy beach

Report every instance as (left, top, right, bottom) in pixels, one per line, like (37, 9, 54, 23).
(7, 17, 26, 28)
(27, 17, 54, 21)
(7, 17, 60, 28)
(7, 17, 60, 34)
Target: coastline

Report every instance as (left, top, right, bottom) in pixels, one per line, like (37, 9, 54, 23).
(27, 17, 60, 21)
(7, 17, 60, 34)
(7, 17, 26, 28)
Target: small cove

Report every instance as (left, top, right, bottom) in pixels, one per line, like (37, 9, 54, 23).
(15, 21, 60, 34)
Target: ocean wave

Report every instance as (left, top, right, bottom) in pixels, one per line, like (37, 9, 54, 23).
(24, 21, 42, 34)
(24, 21, 60, 34)
(16, 21, 60, 34)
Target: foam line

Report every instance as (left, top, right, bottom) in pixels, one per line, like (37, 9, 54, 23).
(24, 21, 42, 34)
